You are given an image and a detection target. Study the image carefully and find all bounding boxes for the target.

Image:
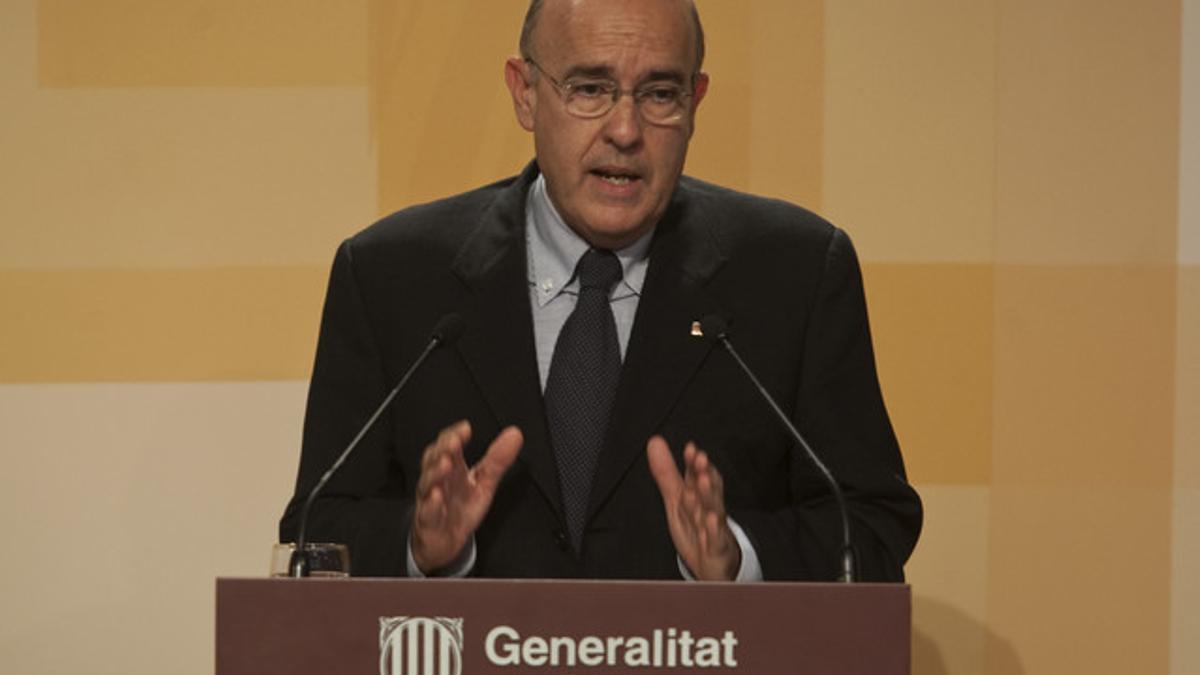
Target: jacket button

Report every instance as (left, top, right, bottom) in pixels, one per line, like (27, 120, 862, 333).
(552, 530, 569, 550)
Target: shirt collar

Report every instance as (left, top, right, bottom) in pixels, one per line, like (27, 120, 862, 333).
(525, 174, 653, 307)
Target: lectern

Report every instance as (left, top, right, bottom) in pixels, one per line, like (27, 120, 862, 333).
(216, 578, 909, 674)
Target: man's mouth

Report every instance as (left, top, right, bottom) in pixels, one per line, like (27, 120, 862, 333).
(592, 169, 641, 186)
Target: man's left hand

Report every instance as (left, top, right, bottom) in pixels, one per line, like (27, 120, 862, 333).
(646, 436, 741, 581)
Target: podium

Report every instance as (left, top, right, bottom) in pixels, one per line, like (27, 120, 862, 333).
(216, 578, 909, 674)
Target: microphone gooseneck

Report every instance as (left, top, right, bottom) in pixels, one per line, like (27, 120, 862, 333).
(289, 313, 466, 577)
(699, 314, 856, 583)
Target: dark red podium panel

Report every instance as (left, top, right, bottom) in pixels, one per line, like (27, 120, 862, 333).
(216, 577, 909, 674)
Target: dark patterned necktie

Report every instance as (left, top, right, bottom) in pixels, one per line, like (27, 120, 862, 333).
(544, 247, 624, 553)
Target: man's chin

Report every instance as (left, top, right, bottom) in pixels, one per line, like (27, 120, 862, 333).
(573, 211, 654, 250)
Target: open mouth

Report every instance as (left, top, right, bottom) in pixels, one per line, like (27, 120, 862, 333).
(592, 169, 641, 186)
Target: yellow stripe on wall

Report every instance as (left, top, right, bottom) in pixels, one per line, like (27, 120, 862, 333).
(0, 267, 327, 382)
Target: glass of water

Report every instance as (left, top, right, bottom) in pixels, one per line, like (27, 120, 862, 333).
(270, 542, 351, 578)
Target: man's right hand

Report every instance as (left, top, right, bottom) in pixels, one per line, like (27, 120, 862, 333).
(410, 420, 523, 574)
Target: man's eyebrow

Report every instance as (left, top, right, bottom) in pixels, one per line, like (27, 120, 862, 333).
(642, 69, 687, 85)
(560, 65, 688, 85)
(561, 64, 615, 80)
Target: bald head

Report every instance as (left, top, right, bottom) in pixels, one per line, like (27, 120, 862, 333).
(519, 0, 706, 72)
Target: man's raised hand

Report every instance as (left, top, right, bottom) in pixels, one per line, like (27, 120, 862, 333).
(647, 436, 741, 581)
(411, 420, 522, 574)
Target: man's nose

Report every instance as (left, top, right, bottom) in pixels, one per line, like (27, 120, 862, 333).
(602, 94, 644, 150)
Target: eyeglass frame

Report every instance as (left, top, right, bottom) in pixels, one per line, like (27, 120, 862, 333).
(523, 58, 698, 126)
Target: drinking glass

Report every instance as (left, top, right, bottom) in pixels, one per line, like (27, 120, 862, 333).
(270, 542, 350, 578)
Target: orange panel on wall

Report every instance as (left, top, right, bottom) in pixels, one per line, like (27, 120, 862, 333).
(688, 0, 823, 208)
(38, 0, 368, 86)
(865, 263, 993, 485)
(992, 266, 1175, 489)
(0, 267, 327, 382)
(370, 0, 533, 213)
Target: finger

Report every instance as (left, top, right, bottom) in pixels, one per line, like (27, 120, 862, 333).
(702, 512, 733, 563)
(690, 446, 715, 481)
(416, 450, 452, 497)
(473, 426, 524, 489)
(705, 511, 726, 545)
(414, 484, 446, 528)
(689, 449, 726, 515)
(696, 517, 710, 552)
(703, 467, 727, 518)
(693, 457, 715, 503)
(450, 418, 473, 443)
(421, 420, 469, 473)
(646, 436, 683, 503)
(419, 438, 441, 473)
(705, 513, 738, 571)
(421, 420, 477, 497)
(696, 483, 726, 522)
(679, 484, 705, 535)
(691, 451, 709, 492)
(688, 452, 729, 540)
(682, 442, 700, 488)
(445, 441, 471, 480)
(707, 458, 724, 494)
(441, 420, 471, 463)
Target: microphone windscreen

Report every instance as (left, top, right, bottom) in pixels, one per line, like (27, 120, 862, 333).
(431, 313, 466, 345)
(699, 314, 729, 342)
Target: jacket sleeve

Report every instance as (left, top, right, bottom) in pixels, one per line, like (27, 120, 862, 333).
(279, 239, 415, 576)
(731, 228, 923, 581)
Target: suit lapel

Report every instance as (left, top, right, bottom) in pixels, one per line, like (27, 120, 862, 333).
(451, 165, 562, 516)
(587, 189, 728, 520)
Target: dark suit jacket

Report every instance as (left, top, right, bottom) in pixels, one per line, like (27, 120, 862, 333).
(280, 162, 922, 581)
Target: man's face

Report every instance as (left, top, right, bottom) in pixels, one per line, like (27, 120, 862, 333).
(506, 0, 708, 250)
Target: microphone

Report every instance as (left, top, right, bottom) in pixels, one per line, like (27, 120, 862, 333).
(698, 314, 856, 583)
(289, 313, 466, 577)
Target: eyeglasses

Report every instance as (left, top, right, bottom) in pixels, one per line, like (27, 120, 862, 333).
(525, 59, 694, 126)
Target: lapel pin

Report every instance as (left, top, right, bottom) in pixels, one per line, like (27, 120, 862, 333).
(690, 320, 703, 337)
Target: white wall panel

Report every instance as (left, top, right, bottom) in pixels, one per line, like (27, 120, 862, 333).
(0, 382, 306, 675)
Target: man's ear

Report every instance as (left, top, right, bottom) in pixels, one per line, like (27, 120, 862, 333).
(504, 57, 536, 131)
(685, 71, 709, 140)
(691, 72, 710, 110)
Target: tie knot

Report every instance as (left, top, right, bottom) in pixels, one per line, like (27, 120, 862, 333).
(576, 248, 623, 291)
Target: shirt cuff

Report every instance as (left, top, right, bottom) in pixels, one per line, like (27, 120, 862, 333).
(406, 535, 477, 578)
(676, 516, 764, 582)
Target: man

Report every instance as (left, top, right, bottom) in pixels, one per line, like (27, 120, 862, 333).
(281, 0, 921, 582)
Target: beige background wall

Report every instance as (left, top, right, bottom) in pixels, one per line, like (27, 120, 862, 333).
(0, 1, 1193, 673)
